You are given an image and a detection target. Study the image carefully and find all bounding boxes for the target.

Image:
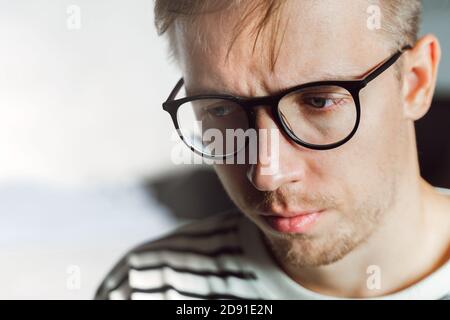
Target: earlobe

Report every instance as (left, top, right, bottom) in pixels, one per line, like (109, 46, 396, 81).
(401, 35, 441, 121)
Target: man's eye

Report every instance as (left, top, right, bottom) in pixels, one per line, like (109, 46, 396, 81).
(302, 96, 346, 109)
(206, 105, 234, 117)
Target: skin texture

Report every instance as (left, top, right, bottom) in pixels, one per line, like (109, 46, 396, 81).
(173, 0, 450, 297)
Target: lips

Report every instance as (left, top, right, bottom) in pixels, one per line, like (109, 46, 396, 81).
(261, 210, 324, 233)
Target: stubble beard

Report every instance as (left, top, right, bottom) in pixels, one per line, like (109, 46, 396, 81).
(260, 178, 398, 268)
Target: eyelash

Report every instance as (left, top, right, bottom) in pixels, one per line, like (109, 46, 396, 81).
(299, 93, 351, 113)
(305, 98, 347, 111)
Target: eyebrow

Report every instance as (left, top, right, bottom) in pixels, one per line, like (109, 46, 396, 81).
(186, 70, 367, 98)
(185, 86, 236, 97)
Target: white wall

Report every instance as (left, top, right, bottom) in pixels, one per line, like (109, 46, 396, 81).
(0, 0, 182, 186)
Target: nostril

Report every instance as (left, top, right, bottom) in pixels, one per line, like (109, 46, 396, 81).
(246, 163, 280, 192)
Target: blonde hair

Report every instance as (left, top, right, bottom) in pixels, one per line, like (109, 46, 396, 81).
(154, 0, 421, 69)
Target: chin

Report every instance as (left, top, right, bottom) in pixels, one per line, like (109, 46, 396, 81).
(260, 219, 372, 267)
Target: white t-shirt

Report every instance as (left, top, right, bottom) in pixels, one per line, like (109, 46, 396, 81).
(95, 188, 450, 300)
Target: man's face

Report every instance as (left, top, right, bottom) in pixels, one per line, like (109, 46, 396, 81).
(176, 0, 412, 267)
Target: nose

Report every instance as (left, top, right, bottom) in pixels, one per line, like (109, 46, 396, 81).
(246, 107, 306, 191)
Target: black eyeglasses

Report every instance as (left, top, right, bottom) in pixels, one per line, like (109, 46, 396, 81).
(163, 46, 411, 159)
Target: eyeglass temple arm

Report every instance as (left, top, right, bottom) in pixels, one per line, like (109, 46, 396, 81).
(362, 45, 412, 86)
(165, 78, 185, 102)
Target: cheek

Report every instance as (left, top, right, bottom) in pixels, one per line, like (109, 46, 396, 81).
(359, 81, 407, 169)
(359, 73, 405, 140)
(326, 84, 406, 201)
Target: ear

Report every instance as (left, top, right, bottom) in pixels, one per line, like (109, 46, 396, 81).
(401, 34, 441, 121)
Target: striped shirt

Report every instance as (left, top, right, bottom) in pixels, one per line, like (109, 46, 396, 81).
(95, 190, 450, 300)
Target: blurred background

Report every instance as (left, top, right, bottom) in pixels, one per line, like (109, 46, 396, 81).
(0, 0, 448, 299)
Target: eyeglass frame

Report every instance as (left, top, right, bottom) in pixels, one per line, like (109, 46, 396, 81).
(162, 45, 412, 159)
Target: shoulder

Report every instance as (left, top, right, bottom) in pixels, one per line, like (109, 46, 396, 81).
(94, 210, 261, 300)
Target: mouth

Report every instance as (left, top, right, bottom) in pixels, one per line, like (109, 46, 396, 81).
(260, 209, 325, 234)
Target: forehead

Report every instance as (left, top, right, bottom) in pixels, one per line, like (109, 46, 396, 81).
(175, 0, 388, 96)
